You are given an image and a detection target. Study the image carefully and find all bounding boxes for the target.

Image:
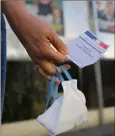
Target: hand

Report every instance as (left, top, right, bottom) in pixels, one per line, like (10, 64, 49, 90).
(3, 3, 70, 83)
(15, 14, 69, 83)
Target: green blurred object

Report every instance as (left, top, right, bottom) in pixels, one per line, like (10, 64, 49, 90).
(25, 0, 32, 4)
(54, 0, 62, 8)
(2, 62, 47, 123)
(53, 24, 63, 31)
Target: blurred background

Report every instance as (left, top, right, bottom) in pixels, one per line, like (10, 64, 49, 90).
(1, 0, 115, 136)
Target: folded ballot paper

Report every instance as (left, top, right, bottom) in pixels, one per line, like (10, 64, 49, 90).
(67, 30, 110, 68)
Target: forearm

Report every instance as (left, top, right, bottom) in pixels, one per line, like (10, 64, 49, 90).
(2, 0, 29, 27)
(2, 0, 26, 13)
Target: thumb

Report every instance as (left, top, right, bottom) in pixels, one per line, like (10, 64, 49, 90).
(50, 32, 69, 55)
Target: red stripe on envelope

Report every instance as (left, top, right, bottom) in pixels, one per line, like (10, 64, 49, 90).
(99, 42, 108, 49)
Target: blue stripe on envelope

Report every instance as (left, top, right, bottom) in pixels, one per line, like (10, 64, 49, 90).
(85, 31, 97, 40)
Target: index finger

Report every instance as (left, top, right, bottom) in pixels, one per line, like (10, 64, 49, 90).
(41, 45, 67, 63)
(50, 31, 69, 55)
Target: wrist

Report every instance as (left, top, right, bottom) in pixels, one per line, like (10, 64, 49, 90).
(2, 1, 26, 13)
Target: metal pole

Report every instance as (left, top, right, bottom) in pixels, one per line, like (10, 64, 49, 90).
(78, 68, 83, 91)
(94, 61, 104, 125)
(90, 0, 104, 125)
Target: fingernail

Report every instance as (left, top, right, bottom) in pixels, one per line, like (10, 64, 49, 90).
(66, 65, 71, 69)
(56, 80, 60, 85)
(66, 50, 69, 54)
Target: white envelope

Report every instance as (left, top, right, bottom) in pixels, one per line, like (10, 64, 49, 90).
(67, 30, 110, 68)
